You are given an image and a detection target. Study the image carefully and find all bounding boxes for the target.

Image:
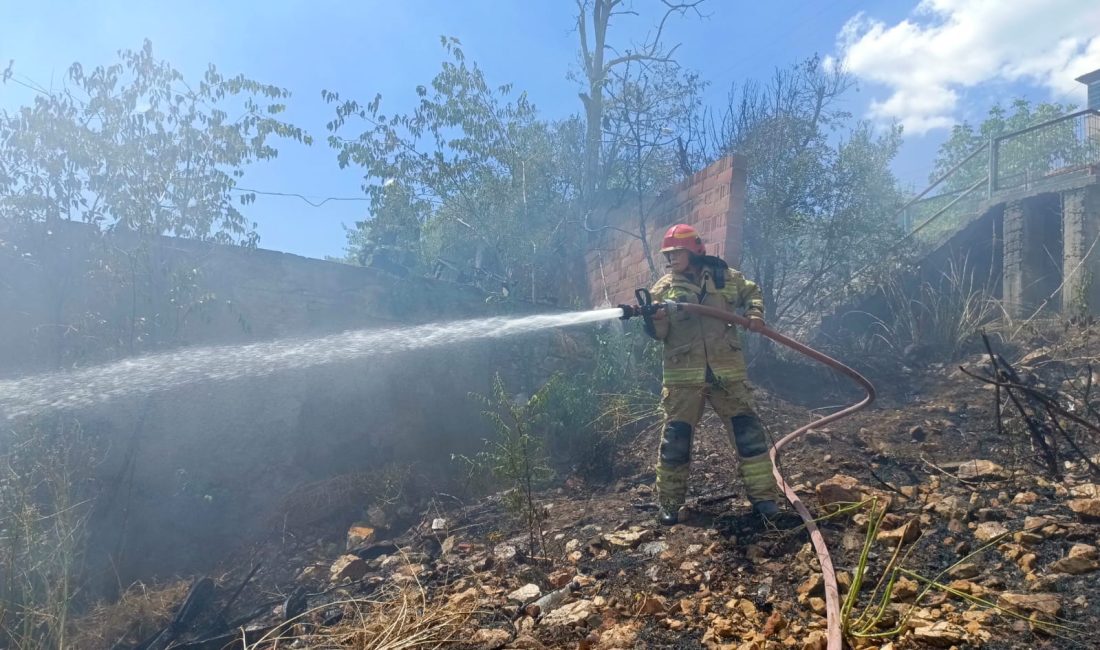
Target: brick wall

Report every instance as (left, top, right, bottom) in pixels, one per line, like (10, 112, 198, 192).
(584, 155, 747, 308)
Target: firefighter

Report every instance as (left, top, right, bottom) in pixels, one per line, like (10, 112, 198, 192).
(645, 223, 781, 525)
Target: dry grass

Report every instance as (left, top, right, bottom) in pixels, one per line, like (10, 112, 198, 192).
(66, 580, 191, 649)
(244, 582, 474, 650)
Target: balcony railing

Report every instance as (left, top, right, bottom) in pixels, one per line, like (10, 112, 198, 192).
(991, 108, 1100, 193)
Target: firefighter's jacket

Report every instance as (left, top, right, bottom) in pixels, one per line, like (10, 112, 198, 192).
(649, 266, 765, 386)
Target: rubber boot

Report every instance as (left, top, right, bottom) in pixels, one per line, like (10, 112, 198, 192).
(752, 499, 779, 520)
(657, 506, 679, 526)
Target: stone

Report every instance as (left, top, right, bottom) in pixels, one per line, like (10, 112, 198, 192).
(507, 584, 541, 602)
(1050, 544, 1100, 575)
(639, 540, 668, 557)
(708, 616, 737, 639)
(346, 524, 375, 550)
(815, 474, 865, 507)
(796, 573, 823, 600)
(996, 592, 1062, 618)
(603, 527, 652, 548)
(929, 494, 970, 519)
(448, 587, 480, 608)
(762, 611, 786, 636)
(329, 554, 369, 582)
(974, 521, 1009, 543)
(431, 517, 447, 531)
(947, 562, 980, 579)
(470, 628, 510, 649)
(877, 519, 921, 545)
(548, 568, 575, 588)
(912, 621, 969, 647)
(1012, 491, 1040, 505)
(1069, 483, 1100, 498)
(540, 599, 594, 627)
(1067, 498, 1100, 520)
(494, 544, 518, 562)
(891, 575, 920, 601)
(801, 630, 827, 650)
(957, 459, 1008, 481)
(808, 597, 826, 615)
(638, 594, 667, 616)
(598, 622, 639, 648)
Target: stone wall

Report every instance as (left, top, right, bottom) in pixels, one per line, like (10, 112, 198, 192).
(0, 220, 582, 584)
(1062, 185, 1100, 314)
(583, 155, 747, 308)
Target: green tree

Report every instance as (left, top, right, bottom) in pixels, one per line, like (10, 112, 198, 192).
(931, 98, 1077, 193)
(326, 38, 585, 303)
(0, 39, 310, 245)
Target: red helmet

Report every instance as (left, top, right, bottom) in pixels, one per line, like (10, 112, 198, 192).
(659, 223, 705, 256)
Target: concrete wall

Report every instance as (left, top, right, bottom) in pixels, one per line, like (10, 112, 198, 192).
(1002, 194, 1064, 317)
(583, 155, 747, 308)
(0, 220, 581, 584)
(1062, 185, 1100, 314)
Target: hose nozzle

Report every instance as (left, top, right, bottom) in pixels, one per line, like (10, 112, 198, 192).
(618, 288, 665, 320)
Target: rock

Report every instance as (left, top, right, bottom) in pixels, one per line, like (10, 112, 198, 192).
(597, 622, 639, 648)
(808, 597, 826, 615)
(997, 592, 1062, 618)
(1067, 498, 1100, 521)
(637, 594, 666, 616)
(471, 628, 511, 649)
(947, 562, 981, 579)
(707, 616, 737, 639)
(346, 524, 375, 550)
(912, 621, 969, 647)
(329, 554, 369, 582)
(603, 527, 653, 548)
(877, 519, 921, 545)
(494, 544, 518, 562)
(448, 587, 480, 608)
(929, 494, 970, 520)
(431, 517, 447, 531)
(1012, 491, 1040, 506)
(639, 540, 668, 557)
(891, 575, 920, 601)
(974, 521, 1009, 543)
(802, 630, 827, 650)
(1070, 483, 1100, 498)
(957, 459, 1008, 481)
(796, 573, 823, 600)
(762, 611, 786, 636)
(539, 599, 593, 628)
(908, 425, 926, 441)
(815, 474, 864, 507)
(548, 568, 575, 588)
(1018, 348, 1052, 366)
(507, 584, 541, 602)
(1050, 544, 1100, 574)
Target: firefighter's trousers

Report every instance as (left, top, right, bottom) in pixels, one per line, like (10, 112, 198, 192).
(655, 379, 780, 511)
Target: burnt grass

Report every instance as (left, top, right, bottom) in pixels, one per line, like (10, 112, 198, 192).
(87, 323, 1100, 649)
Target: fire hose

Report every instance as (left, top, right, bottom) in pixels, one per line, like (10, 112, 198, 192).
(621, 291, 876, 650)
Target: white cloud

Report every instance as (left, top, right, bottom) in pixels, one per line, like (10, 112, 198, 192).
(835, 0, 1100, 134)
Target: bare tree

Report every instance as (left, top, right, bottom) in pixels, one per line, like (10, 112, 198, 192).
(574, 0, 704, 206)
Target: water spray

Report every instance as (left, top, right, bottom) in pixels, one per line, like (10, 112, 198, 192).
(619, 289, 876, 650)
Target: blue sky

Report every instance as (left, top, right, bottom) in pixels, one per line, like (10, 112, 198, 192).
(2, 0, 1097, 259)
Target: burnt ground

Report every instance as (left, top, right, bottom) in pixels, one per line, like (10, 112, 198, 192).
(76, 323, 1100, 649)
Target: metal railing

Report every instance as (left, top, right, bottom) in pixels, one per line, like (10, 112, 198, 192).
(900, 109, 1100, 250)
(991, 108, 1100, 193)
